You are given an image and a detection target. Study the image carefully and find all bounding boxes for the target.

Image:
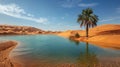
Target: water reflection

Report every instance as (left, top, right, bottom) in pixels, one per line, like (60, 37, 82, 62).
(76, 42, 99, 67)
(70, 39, 99, 67)
(69, 38, 80, 45)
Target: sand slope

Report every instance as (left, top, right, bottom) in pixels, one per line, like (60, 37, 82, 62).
(58, 24, 120, 45)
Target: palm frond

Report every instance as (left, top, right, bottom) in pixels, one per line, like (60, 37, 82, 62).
(77, 8, 99, 28)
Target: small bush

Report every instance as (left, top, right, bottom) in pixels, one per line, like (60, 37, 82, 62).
(75, 33, 80, 38)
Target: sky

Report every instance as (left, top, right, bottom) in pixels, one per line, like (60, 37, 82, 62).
(0, 0, 120, 31)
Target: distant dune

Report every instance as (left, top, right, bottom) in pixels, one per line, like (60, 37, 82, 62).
(58, 24, 120, 45)
(0, 25, 60, 35)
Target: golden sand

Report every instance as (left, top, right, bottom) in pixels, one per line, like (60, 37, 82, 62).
(0, 41, 19, 67)
(58, 24, 120, 46)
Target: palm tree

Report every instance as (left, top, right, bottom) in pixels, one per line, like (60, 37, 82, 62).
(77, 8, 99, 37)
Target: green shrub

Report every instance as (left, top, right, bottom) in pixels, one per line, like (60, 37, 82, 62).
(75, 33, 80, 38)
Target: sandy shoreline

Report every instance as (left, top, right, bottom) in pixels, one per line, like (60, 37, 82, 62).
(57, 24, 120, 49)
(0, 41, 18, 67)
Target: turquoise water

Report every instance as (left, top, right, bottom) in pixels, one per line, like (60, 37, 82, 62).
(0, 35, 120, 66)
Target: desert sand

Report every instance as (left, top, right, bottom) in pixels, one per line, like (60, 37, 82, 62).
(0, 25, 61, 35)
(58, 24, 120, 49)
(0, 41, 19, 67)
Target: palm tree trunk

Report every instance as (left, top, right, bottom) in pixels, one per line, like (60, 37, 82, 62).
(86, 24, 89, 37)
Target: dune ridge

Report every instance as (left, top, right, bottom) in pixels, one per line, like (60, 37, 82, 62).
(0, 25, 61, 35)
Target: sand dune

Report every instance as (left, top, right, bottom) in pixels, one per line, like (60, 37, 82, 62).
(58, 24, 120, 45)
(0, 25, 61, 35)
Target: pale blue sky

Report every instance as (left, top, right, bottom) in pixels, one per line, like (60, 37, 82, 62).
(0, 0, 120, 31)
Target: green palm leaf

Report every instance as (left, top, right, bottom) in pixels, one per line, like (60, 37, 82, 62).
(77, 8, 99, 37)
